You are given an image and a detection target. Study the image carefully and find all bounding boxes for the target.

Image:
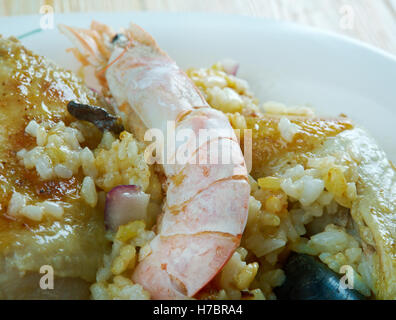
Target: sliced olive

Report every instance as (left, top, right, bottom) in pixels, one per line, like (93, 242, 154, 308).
(274, 253, 365, 300)
(67, 101, 124, 134)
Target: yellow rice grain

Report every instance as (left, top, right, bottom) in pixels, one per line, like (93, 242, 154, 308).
(258, 177, 282, 191)
(265, 196, 282, 214)
(116, 220, 146, 243)
(111, 245, 136, 275)
(235, 262, 259, 290)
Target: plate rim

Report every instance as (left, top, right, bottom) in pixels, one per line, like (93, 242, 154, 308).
(1, 11, 395, 65)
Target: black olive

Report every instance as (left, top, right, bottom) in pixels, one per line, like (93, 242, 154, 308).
(67, 101, 124, 134)
(274, 253, 366, 300)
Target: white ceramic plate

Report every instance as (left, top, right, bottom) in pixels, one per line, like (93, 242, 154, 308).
(1, 12, 395, 161)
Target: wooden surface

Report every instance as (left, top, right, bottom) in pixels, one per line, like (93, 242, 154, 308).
(1, 0, 396, 56)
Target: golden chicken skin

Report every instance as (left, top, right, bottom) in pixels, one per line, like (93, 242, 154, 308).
(0, 37, 108, 299)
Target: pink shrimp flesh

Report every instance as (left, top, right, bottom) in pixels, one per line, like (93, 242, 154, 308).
(60, 21, 250, 299)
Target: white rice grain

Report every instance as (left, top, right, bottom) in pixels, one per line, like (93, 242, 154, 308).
(54, 164, 73, 179)
(278, 117, 300, 142)
(299, 176, 325, 207)
(21, 205, 44, 221)
(7, 192, 26, 217)
(81, 176, 98, 208)
(25, 120, 39, 137)
(42, 201, 64, 219)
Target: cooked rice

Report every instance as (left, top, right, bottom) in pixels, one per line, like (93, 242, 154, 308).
(94, 131, 150, 192)
(186, 62, 260, 114)
(7, 191, 64, 221)
(81, 176, 98, 208)
(278, 117, 300, 143)
(14, 120, 150, 220)
(91, 220, 154, 300)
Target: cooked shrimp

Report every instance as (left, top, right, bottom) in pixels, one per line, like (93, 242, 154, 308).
(60, 21, 250, 299)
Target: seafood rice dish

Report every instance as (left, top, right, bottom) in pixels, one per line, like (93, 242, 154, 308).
(0, 21, 394, 300)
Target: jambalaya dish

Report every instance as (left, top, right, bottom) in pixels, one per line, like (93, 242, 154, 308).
(0, 21, 394, 300)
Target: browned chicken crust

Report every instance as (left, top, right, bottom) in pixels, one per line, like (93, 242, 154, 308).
(0, 37, 108, 299)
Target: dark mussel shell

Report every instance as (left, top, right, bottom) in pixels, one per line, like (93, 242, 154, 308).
(274, 253, 366, 300)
